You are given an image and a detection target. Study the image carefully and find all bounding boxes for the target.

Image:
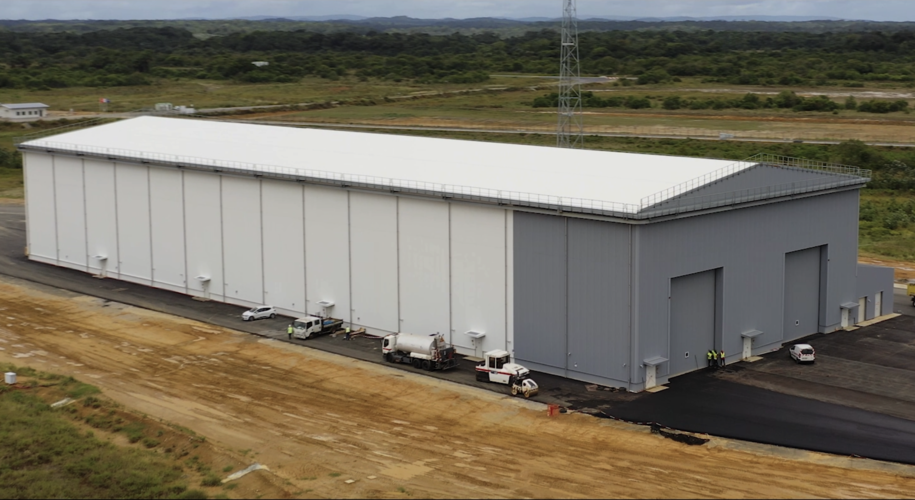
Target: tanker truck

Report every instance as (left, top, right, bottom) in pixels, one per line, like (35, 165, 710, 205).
(382, 333, 457, 371)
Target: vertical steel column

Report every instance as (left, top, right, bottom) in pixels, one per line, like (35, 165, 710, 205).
(113, 162, 120, 278)
(81, 159, 89, 272)
(51, 155, 59, 263)
(147, 166, 154, 285)
(396, 197, 402, 331)
(181, 170, 188, 293)
(259, 179, 266, 306)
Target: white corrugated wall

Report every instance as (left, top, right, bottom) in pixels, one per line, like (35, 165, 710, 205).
(24, 153, 514, 356)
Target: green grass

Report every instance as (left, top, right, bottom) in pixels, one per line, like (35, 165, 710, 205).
(859, 190, 915, 260)
(0, 389, 203, 499)
(0, 75, 546, 114)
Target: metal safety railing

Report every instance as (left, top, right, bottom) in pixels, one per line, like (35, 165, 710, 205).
(13, 117, 118, 146)
(18, 136, 872, 221)
(638, 153, 871, 211)
(17, 139, 643, 218)
(640, 176, 867, 218)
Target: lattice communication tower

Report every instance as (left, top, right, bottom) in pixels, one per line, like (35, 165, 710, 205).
(557, 0, 583, 149)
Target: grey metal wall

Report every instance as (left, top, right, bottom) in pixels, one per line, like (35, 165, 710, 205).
(513, 213, 567, 369)
(513, 212, 631, 387)
(669, 270, 717, 376)
(783, 247, 823, 341)
(635, 189, 860, 388)
(856, 264, 895, 319)
(567, 218, 631, 382)
(656, 165, 851, 209)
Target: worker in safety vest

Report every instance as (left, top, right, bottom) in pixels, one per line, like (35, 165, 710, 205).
(345, 326, 351, 341)
(706, 350, 713, 368)
(711, 349, 718, 369)
(287, 324, 293, 340)
(719, 349, 726, 367)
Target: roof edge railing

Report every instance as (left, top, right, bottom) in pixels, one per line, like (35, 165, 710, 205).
(638, 153, 872, 211)
(18, 141, 871, 222)
(13, 117, 118, 146)
(17, 140, 643, 219)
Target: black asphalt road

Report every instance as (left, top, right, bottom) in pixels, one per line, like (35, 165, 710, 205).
(608, 369, 915, 465)
(5, 202, 915, 464)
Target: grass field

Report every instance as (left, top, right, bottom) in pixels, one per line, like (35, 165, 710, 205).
(0, 364, 215, 499)
(2, 76, 915, 262)
(0, 75, 549, 114)
(257, 83, 915, 143)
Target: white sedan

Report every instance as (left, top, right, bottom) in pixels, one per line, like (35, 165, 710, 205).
(789, 344, 816, 364)
(242, 306, 276, 321)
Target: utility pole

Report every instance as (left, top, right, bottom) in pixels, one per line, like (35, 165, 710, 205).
(557, 0, 583, 149)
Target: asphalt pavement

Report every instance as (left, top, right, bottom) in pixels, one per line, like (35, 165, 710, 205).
(608, 370, 915, 465)
(5, 201, 915, 465)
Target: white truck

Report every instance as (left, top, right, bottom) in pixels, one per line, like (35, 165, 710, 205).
(382, 333, 457, 371)
(475, 350, 539, 398)
(292, 316, 344, 340)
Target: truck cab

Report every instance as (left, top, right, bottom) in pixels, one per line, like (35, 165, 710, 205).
(475, 349, 531, 385)
(292, 316, 325, 340)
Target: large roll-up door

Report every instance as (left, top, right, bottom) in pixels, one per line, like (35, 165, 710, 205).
(783, 247, 822, 341)
(670, 270, 716, 377)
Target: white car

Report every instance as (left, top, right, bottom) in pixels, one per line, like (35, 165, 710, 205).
(242, 306, 276, 321)
(789, 344, 816, 364)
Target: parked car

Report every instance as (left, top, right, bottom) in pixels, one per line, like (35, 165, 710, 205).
(789, 344, 816, 364)
(242, 306, 276, 321)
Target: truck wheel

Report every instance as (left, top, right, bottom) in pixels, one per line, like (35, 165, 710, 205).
(523, 390, 531, 399)
(412, 358, 422, 369)
(511, 385, 519, 396)
(422, 360, 431, 371)
(476, 371, 487, 382)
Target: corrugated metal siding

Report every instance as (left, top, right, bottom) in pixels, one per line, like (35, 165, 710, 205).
(636, 190, 860, 384)
(567, 218, 631, 381)
(669, 270, 716, 376)
(856, 264, 895, 318)
(513, 212, 567, 370)
(783, 247, 822, 341)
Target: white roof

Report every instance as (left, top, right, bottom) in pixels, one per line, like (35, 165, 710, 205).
(2, 103, 49, 109)
(25, 116, 741, 213)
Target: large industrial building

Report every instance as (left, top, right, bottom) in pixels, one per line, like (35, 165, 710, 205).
(18, 116, 892, 391)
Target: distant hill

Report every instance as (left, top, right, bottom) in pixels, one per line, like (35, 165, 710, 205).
(232, 15, 368, 21)
(1, 16, 912, 36)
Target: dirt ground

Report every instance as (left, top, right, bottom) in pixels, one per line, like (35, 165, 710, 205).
(2, 276, 915, 499)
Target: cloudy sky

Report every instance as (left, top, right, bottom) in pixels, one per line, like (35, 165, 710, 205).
(1, 0, 912, 22)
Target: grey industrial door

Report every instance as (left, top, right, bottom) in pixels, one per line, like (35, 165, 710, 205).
(670, 270, 716, 377)
(783, 247, 822, 341)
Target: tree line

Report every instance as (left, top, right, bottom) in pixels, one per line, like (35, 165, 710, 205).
(1, 27, 915, 88)
(532, 91, 911, 114)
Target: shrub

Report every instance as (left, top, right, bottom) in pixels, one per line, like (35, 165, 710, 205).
(200, 475, 222, 487)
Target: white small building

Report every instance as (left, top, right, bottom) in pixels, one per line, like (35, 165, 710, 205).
(0, 103, 49, 122)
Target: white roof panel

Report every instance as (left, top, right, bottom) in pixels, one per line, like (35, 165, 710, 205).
(2, 103, 49, 109)
(25, 116, 740, 212)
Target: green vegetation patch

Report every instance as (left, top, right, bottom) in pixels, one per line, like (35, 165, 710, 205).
(0, 389, 200, 499)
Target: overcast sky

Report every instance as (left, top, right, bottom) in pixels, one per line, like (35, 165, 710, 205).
(1, 0, 913, 22)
